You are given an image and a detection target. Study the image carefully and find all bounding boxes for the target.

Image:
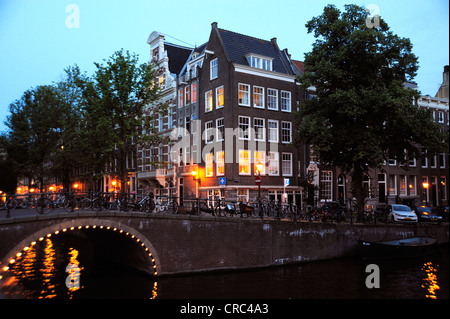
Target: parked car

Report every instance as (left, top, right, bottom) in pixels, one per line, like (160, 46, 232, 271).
(387, 204, 418, 223)
(411, 206, 442, 224)
(433, 206, 448, 222)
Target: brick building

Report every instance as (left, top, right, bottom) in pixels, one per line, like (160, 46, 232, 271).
(139, 23, 306, 207)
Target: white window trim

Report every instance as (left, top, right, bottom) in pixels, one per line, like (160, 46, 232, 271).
(216, 117, 224, 142)
(216, 150, 225, 176)
(268, 151, 279, 176)
(281, 90, 292, 112)
(254, 117, 265, 142)
(216, 85, 224, 109)
(210, 58, 218, 80)
(253, 86, 265, 109)
(238, 83, 250, 107)
(239, 149, 251, 175)
(205, 90, 213, 113)
(282, 152, 293, 177)
(204, 120, 214, 144)
(238, 115, 251, 140)
(268, 119, 279, 143)
(281, 121, 292, 144)
(267, 88, 278, 110)
(254, 151, 266, 175)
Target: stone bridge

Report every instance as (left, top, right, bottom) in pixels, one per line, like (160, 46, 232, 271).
(0, 211, 448, 277)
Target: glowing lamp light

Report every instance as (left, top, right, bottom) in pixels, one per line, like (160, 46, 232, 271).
(422, 182, 429, 189)
(191, 170, 197, 177)
(256, 162, 263, 173)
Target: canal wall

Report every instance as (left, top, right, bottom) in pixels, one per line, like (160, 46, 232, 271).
(156, 217, 448, 275)
(0, 213, 448, 276)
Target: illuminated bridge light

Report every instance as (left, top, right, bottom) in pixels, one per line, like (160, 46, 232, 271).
(0, 222, 159, 278)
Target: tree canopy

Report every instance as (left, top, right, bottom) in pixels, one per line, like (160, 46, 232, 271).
(294, 4, 448, 211)
(1, 49, 165, 193)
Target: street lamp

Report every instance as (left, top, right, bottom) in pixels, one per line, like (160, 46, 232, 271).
(256, 162, 263, 200)
(422, 181, 429, 206)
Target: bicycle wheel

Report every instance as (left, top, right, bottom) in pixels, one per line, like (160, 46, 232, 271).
(36, 198, 53, 215)
(170, 200, 178, 214)
(92, 198, 102, 211)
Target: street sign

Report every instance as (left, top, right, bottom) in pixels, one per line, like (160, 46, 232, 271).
(219, 177, 226, 185)
(284, 178, 290, 187)
(255, 176, 262, 185)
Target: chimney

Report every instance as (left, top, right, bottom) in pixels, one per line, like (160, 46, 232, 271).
(271, 37, 277, 45)
(212, 22, 218, 30)
(443, 65, 449, 84)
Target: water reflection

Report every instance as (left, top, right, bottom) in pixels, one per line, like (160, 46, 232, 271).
(0, 236, 447, 299)
(422, 262, 440, 299)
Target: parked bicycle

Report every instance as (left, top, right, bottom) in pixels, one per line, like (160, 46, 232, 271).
(153, 196, 178, 214)
(35, 193, 56, 215)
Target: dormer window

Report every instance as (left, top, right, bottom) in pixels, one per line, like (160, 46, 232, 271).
(246, 54, 273, 71)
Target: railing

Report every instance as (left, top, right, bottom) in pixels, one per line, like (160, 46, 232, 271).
(0, 192, 413, 224)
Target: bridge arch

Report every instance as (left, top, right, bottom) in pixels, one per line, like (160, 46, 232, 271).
(0, 218, 161, 277)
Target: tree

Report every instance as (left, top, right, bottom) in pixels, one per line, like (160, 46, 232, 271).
(294, 4, 448, 212)
(88, 49, 167, 192)
(4, 85, 64, 191)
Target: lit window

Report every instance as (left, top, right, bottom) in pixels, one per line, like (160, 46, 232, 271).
(239, 150, 250, 175)
(237, 189, 249, 202)
(253, 86, 264, 108)
(254, 151, 265, 175)
(216, 151, 225, 176)
(191, 83, 197, 103)
(206, 153, 214, 177)
(216, 86, 224, 109)
(185, 86, 190, 105)
(205, 90, 213, 112)
(178, 88, 184, 108)
(210, 58, 218, 80)
(238, 84, 250, 106)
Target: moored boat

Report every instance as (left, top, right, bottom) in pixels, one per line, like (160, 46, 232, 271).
(359, 236, 438, 260)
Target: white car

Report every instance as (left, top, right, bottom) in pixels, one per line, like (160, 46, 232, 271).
(387, 204, 418, 223)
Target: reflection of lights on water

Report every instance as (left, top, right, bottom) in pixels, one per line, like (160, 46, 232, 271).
(421, 262, 440, 299)
(0, 224, 159, 298)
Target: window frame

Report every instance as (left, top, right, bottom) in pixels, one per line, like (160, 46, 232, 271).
(238, 116, 251, 140)
(253, 86, 264, 109)
(281, 121, 292, 144)
(205, 90, 213, 113)
(210, 58, 218, 80)
(267, 88, 278, 110)
(238, 83, 250, 107)
(281, 90, 291, 112)
(216, 85, 224, 109)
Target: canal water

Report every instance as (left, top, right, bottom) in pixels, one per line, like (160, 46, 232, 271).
(0, 231, 448, 299)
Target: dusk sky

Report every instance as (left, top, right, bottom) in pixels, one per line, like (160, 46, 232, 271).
(1, 0, 448, 132)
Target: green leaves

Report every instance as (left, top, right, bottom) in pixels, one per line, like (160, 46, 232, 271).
(294, 4, 447, 212)
(2, 49, 165, 192)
